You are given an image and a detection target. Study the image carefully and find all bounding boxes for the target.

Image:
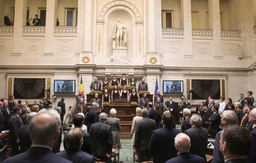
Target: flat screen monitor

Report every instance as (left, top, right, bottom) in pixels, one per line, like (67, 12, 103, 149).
(54, 80, 75, 93)
(163, 80, 184, 94)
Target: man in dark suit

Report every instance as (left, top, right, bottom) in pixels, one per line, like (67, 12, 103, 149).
(2, 99, 11, 130)
(9, 106, 23, 156)
(90, 112, 112, 163)
(240, 106, 249, 127)
(32, 14, 41, 26)
(64, 114, 92, 154)
(89, 77, 101, 91)
(212, 110, 238, 163)
(148, 111, 180, 163)
(154, 90, 164, 103)
(76, 90, 85, 113)
(57, 128, 95, 163)
(184, 114, 208, 161)
(3, 109, 72, 163)
(148, 102, 157, 123)
(205, 98, 214, 121)
(154, 97, 164, 127)
(183, 98, 191, 108)
(135, 109, 157, 162)
(86, 102, 99, 132)
(91, 93, 102, 108)
(139, 92, 150, 109)
(4, 14, 11, 26)
(138, 77, 148, 92)
(220, 125, 253, 163)
(165, 133, 205, 163)
(18, 112, 37, 153)
(248, 108, 256, 163)
(207, 105, 220, 138)
(181, 108, 191, 132)
(165, 96, 175, 114)
(57, 97, 66, 125)
(0, 101, 5, 132)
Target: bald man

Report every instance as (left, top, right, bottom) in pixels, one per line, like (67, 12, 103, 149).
(89, 77, 101, 91)
(165, 133, 205, 163)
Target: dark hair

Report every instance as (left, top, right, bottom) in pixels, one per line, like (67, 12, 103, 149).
(73, 115, 84, 127)
(228, 104, 235, 110)
(162, 111, 174, 128)
(220, 96, 225, 101)
(12, 106, 21, 113)
(222, 125, 253, 156)
(61, 98, 64, 102)
(148, 102, 153, 107)
(212, 105, 219, 111)
(227, 98, 233, 104)
(248, 91, 253, 95)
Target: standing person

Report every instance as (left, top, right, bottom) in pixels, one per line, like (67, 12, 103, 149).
(183, 98, 191, 108)
(134, 109, 157, 162)
(9, 106, 23, 156)
(120, 73, 128, 86)
(32, 14, 41, 26)
(76, 90, 84, 112)
(207, 105, 220, 138)
(129, 77, 136, 88)
(102, 89, 110, 104)
(120, 85, 129, 101)
(90, 113, 112, 163)
(247, 91, 254, 105)
(212, 110, 238, 163)
(139, 92, 149, 109)
(91, 93, 101, 108)
(86, 102, 99, 133)
(220, 125, 253, 163)
(57, 97, 66, 125)
(8, 94, 15, 112)
(89, 77, 101, 91)
(181, 108, 191, 132)
(248, 108, 256, 163)
(148, 111, 180, 163)
(2, 99, 11, 130)
(205, 98, 214, 121)
(110, 75, 119, 86)
(240, 106, 249, 127)
(148, 102, 157, 123)
(219, 96, 226, 115)
(177, 100, 184, 125)
(111, 85, 120, 101)
(129, 88, 139, 104)
(4, 14, 11, 25)
(238, 93, 245, 107)
(154, 97, 164, 127)
(184, 114, 208, 161)
(56, 18, 59, 26)
(3, 109, 72, 163)
(131, 107, 143, 146)
(154, 90, 164, 103)
(165, 133, 205, 163)
(102, 77, 109, 89)
(138, 77, 148, 92)
(165, 96, 175, 115)
(0, 102, 4, 132)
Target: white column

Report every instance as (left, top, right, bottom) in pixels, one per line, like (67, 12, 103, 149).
(82, 0, 93, 55)
(208, 0, 222, 58)
(12, 0, 27, 55)
(44, 0, 57, 55)
(147, 0, 156, 55)
(181, 0, 193, 57)
(77, 0, 84, 55)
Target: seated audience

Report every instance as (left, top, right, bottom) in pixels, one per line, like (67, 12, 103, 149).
(220, 125, 253, 163)
(165, 133, 205, 163)
(3, 109, 72, 163)
(57, 128, 95, 163)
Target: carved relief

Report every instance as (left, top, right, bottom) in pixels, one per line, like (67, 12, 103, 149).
(163, 40, 180, 55)
(28, 40, 38, 51)
(137, 29, 142, 55)
(97, 28, 102, 54)
(194, 42, 211, 56)
(61, 42, 69, 51)
(0, 41, 6, 51)
(223, 43, 237, 56)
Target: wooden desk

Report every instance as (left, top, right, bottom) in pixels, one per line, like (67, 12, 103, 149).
(0, 131, 10, 161)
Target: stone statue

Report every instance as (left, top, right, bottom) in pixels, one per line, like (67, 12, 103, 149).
(112, 18, 127, 48)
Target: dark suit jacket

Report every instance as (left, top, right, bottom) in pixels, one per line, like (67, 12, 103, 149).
(2, 147, 72, 163)
(207, 112, 220, 133)
(184, 126, 208, 161)
(148, 108, 158, 122)
(0, 112, 4, 132)
(89, 82, 101, 91)
(1, 107, 11, 130)
(165, 152, 205, 163)
(241, 114, 249, 127)
(154, 94, 164, 103)
(86, 109, 98, 132)
(183, 101, 191, 108)
(138, 82, 148, 92)
(9, 115, 23, 142)
(139, 97, 149, 108)
(181, 116, 191, 132)
(153, 102, 164, 115)
(225, 158, 249, 163)
(135, 117, 157, 151)
(91, 98, 102, 108)
(248, 127, 256, 163)
(212, 130, 223, 163)
(90, 121, 112, 156)
(149, 127, 180, 163)
(76, 94, 85, 103)
(4, 16, 11, 25)
(57, 101, 66, 116)
(57, 149, 95, 163)
(165, 101, 176, 112)
(18, 124, 31, 153)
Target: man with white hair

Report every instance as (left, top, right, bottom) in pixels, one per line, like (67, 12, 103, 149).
(86, 102, 99, 132)
(184, 114, 208, 161)
(181, 108, 191, 132)
(90, 112, 112, 163)
(248, 108, 256, 163)
(165, 133, 205, 163)
(89, 77, 101, 91)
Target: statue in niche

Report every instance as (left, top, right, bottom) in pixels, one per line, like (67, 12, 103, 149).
(112, 18, 127, 48)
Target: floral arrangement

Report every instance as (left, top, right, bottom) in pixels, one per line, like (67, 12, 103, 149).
(89, 91, 102, 95)
(118, 86, 124, 90)
(103, 102, 110, 106)
(127, 86, 136, 90)
(138, 91, 150, 95)
(131, 102, 138, 106)
(107, 86, 115, 89)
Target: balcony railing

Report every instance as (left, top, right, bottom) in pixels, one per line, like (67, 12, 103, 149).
(192, 29, 213, 37)
(23, 26, 45, 35)
(162, 28, 184, 37)
(221, 30, 241, 38)
(0, 26, 14, 35)
(54, 26, 77, 35)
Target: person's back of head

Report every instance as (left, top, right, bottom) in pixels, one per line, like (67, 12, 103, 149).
(220, 125, 252, 158)
(61, 98, 64, 102)
(54, 106, 61, 114)
(162, 111, 174, 128)
(141, 109, 148, 118)
(148, 102, 153, 108)
(99, 112, 108, 122)
(29, 109, 61, 146)
(174, 133, 191, 153)
(183, 108, 191, 117)
(73, 114, 84, 127)
(221, 110, 238, 127)
(110, 108, 117, 117)
(190, 114, 202, 127)
(136, 107, 142, 116)
(65, 128, 83, 150)
(27, 112, 37, 124)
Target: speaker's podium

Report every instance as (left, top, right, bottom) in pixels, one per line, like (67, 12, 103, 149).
(86, 93, 153, 138)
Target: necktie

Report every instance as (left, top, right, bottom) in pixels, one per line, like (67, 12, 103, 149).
(18, 116, 23, 125)
(7, 108, 10, 115)
(94, 83, 97, 90)
(240, 114, 247, 126)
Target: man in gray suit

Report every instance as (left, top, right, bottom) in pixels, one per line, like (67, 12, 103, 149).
(138, 77, 148, 92)
(135, 109, 157, 162)
(139, 92, 150, 109)
(89, 77, 101, 91)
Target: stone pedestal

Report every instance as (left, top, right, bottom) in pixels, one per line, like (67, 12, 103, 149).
(113, 47, 127, 56)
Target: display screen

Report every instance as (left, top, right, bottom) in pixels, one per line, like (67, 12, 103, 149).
(54, 80, 75, 93)
(163, 80, 184, 94)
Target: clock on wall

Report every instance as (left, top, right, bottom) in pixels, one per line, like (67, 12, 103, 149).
(191, 80, 220, 100)
(14, 78, 45, 99)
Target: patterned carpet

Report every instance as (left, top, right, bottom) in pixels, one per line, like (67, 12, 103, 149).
(119, 139, 134, 163)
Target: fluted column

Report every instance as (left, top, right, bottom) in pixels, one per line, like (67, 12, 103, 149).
(147, 0, 156, 55)
(12, 0, 27, 55)
(44, 0, 57, 55)
(82, 0, 93, 54)
(181, 0, 193, 57)
(208, 0, 222, 58)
